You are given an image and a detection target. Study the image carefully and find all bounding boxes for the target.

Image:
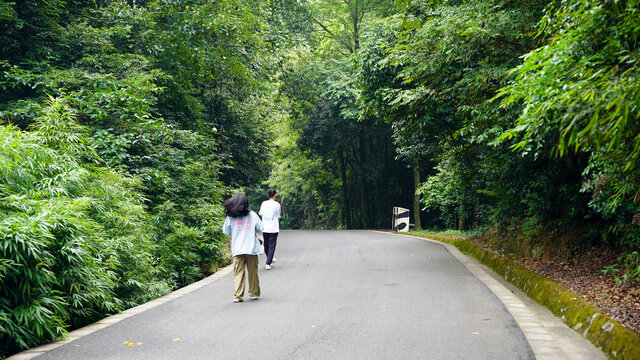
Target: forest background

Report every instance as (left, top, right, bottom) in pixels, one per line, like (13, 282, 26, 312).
(1, 0, 638, 357)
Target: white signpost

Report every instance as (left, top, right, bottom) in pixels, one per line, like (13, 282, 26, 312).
(392, 207, 410, 232)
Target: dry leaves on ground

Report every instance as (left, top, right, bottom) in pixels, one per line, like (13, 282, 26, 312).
(518, 247, 640, 335)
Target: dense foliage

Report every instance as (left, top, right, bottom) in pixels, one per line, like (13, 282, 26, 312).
(2, 0, 639, 356)
(269, 0, 640, 278)
(353, 0, 639, 274)
(0, 0, 295, 356)
(1, 104, 169, 350)
(498, 0, 640, 246)
(267, 0, 419, 230)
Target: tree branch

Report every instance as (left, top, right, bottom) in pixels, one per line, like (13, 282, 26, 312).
(312, 17, 338, 39)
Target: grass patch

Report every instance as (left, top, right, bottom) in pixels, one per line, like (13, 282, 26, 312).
(412, 228, 486, 238)
(405, 231, 640, 360)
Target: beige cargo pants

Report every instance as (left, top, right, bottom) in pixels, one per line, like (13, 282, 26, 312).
(233, 254, 260, 300)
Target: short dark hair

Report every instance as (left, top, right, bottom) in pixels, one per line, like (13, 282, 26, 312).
(267, 189, 277, 198)
(222, 194, 250, 218)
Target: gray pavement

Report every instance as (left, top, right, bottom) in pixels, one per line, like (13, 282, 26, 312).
(9, 230, 606, 360)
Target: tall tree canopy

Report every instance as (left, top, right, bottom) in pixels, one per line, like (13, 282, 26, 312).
(270, 0, 640, 283)
(269, 0, 417, 230)
(2, 0, 640, 356)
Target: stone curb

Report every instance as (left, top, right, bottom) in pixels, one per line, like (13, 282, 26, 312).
(6, 265, 234, 360)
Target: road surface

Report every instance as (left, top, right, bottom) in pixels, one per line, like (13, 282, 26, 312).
(34, 230, 536, 359)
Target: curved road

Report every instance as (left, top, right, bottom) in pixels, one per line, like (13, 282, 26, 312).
(24, 230, 578, 359)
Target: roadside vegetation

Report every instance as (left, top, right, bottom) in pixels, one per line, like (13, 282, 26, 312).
(1, 0, 299, 356)
(1, 0, 639, 357)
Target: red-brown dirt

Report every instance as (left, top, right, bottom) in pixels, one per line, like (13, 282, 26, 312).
(469, 237, 640, 335)
(519, 247, 640, 335)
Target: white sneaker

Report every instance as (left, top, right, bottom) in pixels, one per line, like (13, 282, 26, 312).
(272, 257, 277, 263)
(266, 264, 271, 270)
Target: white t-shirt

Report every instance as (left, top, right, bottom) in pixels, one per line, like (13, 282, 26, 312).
(259, 199, 281, 233)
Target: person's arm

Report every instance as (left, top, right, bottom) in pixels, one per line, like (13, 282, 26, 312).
(223, 216, 232, 235)
(222, 217, 232, 246)
(254, 212, 264, 232)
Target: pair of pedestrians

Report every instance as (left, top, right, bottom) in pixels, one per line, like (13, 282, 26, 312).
(222, 190, 281, 303)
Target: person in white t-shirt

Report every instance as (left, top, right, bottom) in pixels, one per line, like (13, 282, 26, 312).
(259, 189, 281, 270)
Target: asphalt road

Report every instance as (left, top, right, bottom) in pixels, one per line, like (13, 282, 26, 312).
(36, 230, 534, 360)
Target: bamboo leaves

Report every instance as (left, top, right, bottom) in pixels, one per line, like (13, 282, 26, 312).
(496, 0, 640, 223)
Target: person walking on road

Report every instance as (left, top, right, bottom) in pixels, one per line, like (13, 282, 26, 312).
(259, 189, 281, 270)
(222, 194, 263, 303)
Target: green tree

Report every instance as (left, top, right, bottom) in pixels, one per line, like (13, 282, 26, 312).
(357, 0, 560, 231)
(497, 0, 640, 225)
(270, 0, 414, 229)
(496, 0, 640, 265)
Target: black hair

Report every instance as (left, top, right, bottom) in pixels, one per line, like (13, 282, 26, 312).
(222, 194, 250, 218)
(267, 189, 277, 198)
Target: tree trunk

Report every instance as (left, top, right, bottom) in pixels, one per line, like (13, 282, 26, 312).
(472, 200, 479, 229)
(339, 150, 351, 229)
(352, 7, 359, 52)
(359, 124, 370, 228)
(413, 158, 421, 230)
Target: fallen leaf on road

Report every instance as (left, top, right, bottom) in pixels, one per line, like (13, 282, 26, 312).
(128, 343, 133, 347)
(137, 343, 142, 346)
(172, 337, 180, 342)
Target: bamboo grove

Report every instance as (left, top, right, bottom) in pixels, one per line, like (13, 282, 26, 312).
(1, 0, 639, 357)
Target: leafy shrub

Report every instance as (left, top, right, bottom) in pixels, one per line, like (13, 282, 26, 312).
(0, 101, 177, 357)
(0, 124, 110, 354)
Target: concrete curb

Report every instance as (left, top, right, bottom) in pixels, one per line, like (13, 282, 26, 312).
(379, 231, 607, 360)
(6, 265, 234, 360)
